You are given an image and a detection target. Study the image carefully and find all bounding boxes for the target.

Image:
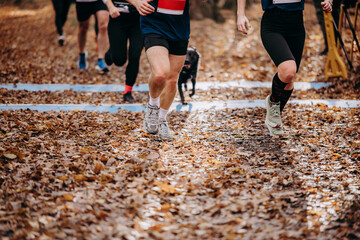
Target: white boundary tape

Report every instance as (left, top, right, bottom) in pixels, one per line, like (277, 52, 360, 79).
(0, 80, 331, 92)
(0, 99, 359, 113)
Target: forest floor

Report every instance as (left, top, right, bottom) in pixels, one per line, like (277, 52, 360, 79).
(0, 0, 360, 239)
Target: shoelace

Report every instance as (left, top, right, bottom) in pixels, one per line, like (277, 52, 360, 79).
(159, 121, 171, 135)
(270, 102, 280, 117)
(148, 107, 159, 123)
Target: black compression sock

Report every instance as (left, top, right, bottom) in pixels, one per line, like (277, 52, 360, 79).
(270, 73, 288, 102)
(280, 88, 293, 112)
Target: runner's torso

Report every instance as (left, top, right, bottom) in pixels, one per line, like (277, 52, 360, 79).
(140, 0, 190, 41)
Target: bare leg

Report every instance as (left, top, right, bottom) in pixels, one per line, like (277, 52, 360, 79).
(277, 60, 297, 90)
(95, 10, 109, 59)
(144, 46, 186, 138)
(78, 19, 90, 53)
(160, 54, 186, 110)
(146, 46, 171, 98)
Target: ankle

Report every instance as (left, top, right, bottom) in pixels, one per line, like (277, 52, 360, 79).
(149, 94, 160, 107)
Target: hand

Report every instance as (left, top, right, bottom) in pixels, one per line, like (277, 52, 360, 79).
(321, 0, 332, 13)
(133, 0, 155, 16)
(109, 5, 121, 18)
(237, 15, 251, 35)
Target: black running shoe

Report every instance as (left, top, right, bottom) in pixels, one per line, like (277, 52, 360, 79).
(58, 35, 65, 46)
(123, 92, 136, 103)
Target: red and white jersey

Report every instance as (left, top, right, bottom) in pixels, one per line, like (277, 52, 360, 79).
(157, 0, 186, 15)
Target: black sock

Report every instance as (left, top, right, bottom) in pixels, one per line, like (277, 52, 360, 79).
(280, 88, 293, 112)
(270, 73, 288, 102)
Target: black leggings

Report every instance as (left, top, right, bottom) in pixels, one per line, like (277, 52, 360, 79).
(107, 15, 143, 87)
(261, 8, 305, 71)
(51, 0, 72, 36)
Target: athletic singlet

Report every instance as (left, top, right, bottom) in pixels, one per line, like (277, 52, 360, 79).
(261, 0, 304, 11)
(140, 0, 190, 41)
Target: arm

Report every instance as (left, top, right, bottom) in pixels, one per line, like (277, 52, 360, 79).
(237, 0, 251, 35)
(126, 0, 155, 16)
(321, 0, 333, 13)
(104, 0, 121, 18)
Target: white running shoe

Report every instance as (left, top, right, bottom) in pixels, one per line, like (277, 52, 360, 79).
(144, 103, 160, 134)
(158, 119, 174, 139)
(265, 95, 284, 136)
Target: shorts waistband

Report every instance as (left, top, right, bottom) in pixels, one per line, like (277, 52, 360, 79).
(265, 7, 302, 14)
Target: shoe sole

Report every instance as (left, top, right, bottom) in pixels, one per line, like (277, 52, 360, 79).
(95, 66, 109, 74)
(158, 136, 174, 141)
(143, 121, 159, 135)
(265, 122, 284, 137)
(78, 52, 87, 69)
(78, 65, 87, 70)
(158, 131, 174, 140)
(123, 94, 136, 103)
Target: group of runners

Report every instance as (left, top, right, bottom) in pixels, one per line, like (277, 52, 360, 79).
(51, 0, 142, 102)
(50, 0, 333, 140)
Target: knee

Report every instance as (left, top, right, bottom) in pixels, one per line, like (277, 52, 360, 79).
(113, 59, 126, 67)
(97, 14, 109, 34)
(279, 64, 297, 83)
(98, 23, 108, 34)
(79, 23, 89, 33)
(167, 78, 178, 90)
(152, 69, 169, 85)
(112, 56, 127, 67)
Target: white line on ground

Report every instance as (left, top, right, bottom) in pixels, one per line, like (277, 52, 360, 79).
(0, 99, 358, 113)
(0, 80, 331, 92)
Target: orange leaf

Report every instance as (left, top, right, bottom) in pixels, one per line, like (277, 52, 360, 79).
(62, 193, 74, 201)
(156, 182, 176, 194)
(94, 162, 104, 174)
(74, 174, 87, 182)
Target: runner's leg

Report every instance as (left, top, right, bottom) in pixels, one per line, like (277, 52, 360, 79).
(107, 18, 128, 67)
(78, 19, 90, 54)
(160, 54, 186, 110)
(61, 0, 72, 31)
(279, 33, 305, 110)
(146, 46, 171, 99)
(143, 46, 169, 134)
(95, 10, 109, 59)
(51, 0, 64, 36)
(261, 30, 295, 102)
(126, 23, 143, 87)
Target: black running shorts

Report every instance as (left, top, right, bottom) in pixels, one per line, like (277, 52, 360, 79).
(144, 34, 188, 56)
(260, 8, 305, 71)
(76, 1, 108, 22)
